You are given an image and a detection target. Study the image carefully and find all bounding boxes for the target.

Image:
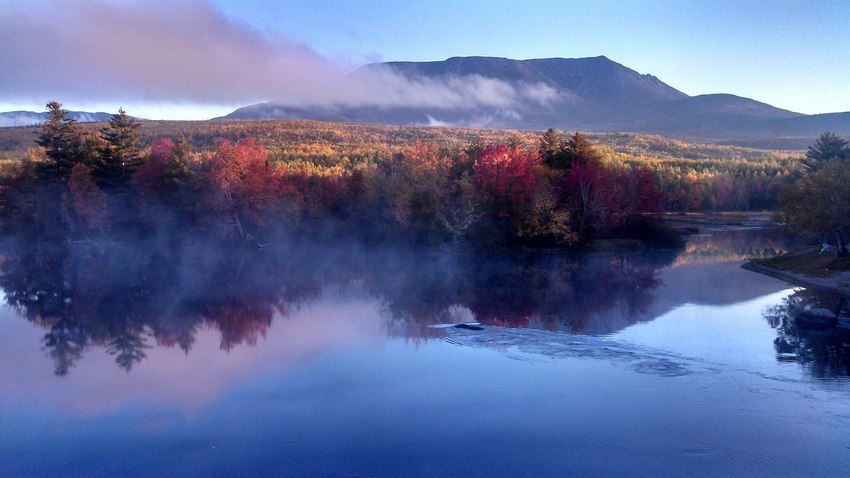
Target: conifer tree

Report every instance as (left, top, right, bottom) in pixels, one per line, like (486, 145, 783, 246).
(803, 132, 849, 171)
(93, 108, 142, 189)
(35, 101, 83, 182)
(539, 128, 566, 169)
(564, 132, 603, 166)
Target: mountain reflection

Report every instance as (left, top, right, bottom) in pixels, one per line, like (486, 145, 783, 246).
(764, 289, 850, 379)
(0, 235, 678, 374)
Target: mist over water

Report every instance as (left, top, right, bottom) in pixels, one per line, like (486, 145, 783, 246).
(1, 229, 849, 477)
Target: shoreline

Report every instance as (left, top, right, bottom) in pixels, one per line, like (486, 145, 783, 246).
(742, 260, 850, 297)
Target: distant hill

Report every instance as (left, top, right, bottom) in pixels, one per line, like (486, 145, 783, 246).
(222, 56, 847, 146)
(0, 110, 114, 127)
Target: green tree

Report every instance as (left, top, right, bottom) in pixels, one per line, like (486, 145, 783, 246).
(92, 108, 142, 189)
(779, 159, 850, 256)
(564, 132, 604, 166)
(803, 132, 849, 171)
(35, 101, 83, 182)
(539, 128, 567, 169)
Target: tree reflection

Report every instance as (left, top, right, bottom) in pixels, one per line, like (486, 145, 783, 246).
(0, 235, 304, 374)
(673, 229, 791, 266)
(367, 248, 676, 335)
(0, 233, 677, 374)
(764, 289, 850, 379)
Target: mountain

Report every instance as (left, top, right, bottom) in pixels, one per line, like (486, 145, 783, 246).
(0, 110, 114, 127)
(223, 56, 847, 146)
(375, 56, 688, 104)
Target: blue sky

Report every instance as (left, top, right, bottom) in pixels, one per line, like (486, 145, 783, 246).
(1, 0, 849, 119)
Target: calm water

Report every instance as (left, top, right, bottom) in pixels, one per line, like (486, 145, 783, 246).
(1, 230, 849, 477)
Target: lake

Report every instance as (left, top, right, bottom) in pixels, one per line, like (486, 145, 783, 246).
(1, 230, 848, 477)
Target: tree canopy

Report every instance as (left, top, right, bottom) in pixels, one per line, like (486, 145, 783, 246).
(780, 132, 850, 255)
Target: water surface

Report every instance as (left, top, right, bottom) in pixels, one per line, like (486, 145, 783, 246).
(1, 230, 848, 477)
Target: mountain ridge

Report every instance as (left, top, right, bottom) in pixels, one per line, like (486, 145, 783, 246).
(222, 56, 846, 143)
(220, 55, 845, 142)
(4, 56, 847, 144)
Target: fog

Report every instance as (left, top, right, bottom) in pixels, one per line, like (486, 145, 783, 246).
(0, 220, 805, 379)
(0, 0, 558, 114)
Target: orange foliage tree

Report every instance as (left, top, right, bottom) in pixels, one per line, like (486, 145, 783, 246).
(197, 140, 290, 239)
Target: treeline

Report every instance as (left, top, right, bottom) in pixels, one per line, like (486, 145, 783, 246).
(0, 103, 677, 248)
(0, 113, 803, 213)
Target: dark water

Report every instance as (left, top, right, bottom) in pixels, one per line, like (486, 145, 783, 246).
(1, 230, 849, 477)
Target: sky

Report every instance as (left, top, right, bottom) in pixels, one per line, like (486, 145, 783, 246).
(1, 0, 849, 120)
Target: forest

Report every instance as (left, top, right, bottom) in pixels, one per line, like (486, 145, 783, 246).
(0, 102, 824, 248)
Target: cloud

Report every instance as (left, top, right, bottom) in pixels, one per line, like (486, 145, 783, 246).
(0, 0, 341, 105)
(0, 0, 559, 112)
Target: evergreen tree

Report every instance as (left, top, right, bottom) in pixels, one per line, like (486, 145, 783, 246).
(78, 133, 107, 167)
(539, 128, 566, 169)
(564, 132, 603, 166)
(803, 132, 849, 171)
(35, 101, 83, 182)
(168, 137, 194, 188)
(93, 108, 142, 189)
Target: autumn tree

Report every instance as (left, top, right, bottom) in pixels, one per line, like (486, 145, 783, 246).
(69, 163, 109, 233)
(373, 143, 447, 241)
(391, 142, 478, 243)
(779, 159, 850, 256)
(198, 139, 287, 240)
(131, 138, 194, 208)
(601, 166, 661, 231)
(473, 144, 546, 243)
(561, 161, 606, 238)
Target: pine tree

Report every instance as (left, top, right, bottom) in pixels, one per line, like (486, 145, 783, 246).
(563, 132, 604, 167)
(539, 128, 566, 169)
(803, 132, 849, 171)
(35, 101, 83, 182)
(92, 108, 142, 190)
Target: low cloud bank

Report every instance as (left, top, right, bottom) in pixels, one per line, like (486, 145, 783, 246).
(0, 0, 558, 112)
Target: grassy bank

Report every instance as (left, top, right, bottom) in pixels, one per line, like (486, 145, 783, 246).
(744, 251, 850, 296)
(758, 251, 850, 277)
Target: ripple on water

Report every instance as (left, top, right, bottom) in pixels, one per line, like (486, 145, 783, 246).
(442, 325, 714, 378)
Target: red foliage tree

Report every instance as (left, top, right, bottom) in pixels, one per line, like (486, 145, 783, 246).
(561, 161, 606, 237)
(473, 144, 540, 219)
(602, 166, 660, 230)
(131, 138, 174, 196)
(198, 140, 289, 239)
